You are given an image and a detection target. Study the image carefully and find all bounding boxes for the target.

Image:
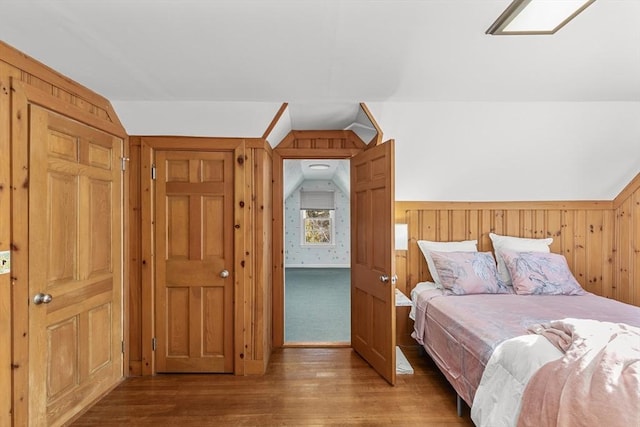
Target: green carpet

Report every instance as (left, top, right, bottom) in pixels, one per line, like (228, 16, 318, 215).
(285, 268, 351, 343)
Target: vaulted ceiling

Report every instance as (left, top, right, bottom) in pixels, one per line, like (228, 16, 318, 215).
(4, 0, 638, 104)
(1, 0, 639, 200)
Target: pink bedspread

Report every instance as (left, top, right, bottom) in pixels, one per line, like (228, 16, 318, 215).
(412, 289, 640, 406)
(517, 319, 640, 427)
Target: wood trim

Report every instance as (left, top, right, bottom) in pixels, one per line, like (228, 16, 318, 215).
(396, 200, 613, 216)
(11, 81, 126, 137)
(272, 150, 284, 347)
(104, 102, 126, 133)
(245, 138, 272, 152)
(233, 143, 247, 375)
(10, 76, 31, 427)
(272, 141, 365, 348)
(290, 130, 356, 139)
(613, 172, 640, 209)
(276, 130, 366, 150)
(253, 147, 273, 372)
(121, 135, 131, 380)
(127, 138, 142, 375)
(137, 136, 246, 150)
(0, 65, 12, 427)
(274, 148, 364, 158)
(139, 141, 154, 376)
(277, 132, 295, 149)
(283, 342, 352, 348)
(359, 102, 382, 147)
(261, 102, 288, 140)
(1, 41, 116, 116)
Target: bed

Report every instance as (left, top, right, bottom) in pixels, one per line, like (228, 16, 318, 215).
(410, 235, 640, 426)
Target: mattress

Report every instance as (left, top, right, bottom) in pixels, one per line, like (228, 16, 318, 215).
(409, 281, 438, 320)
(411, 289, 640, 406)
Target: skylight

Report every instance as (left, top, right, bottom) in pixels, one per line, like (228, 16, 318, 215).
(486, 0, 596, 35)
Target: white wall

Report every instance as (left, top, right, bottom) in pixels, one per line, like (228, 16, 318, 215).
(369, 101, 640, 201)
(112, 100, 640, 202)
(111, 101, 281, 137)
(284, 180, 350, 268)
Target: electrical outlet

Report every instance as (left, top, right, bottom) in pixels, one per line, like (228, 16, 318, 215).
(0, 251, 10, 275)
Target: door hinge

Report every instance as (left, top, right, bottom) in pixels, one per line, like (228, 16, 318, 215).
(152, 337, 157, 351)
(120, 157, 130, 171)
(121, 340, 125, 354)
(151, 164, 156, 180)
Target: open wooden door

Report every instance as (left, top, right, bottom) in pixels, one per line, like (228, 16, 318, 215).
(28, 105, 123, 426)
(154, 150, 234, 373)
(350, 140, 396, 385)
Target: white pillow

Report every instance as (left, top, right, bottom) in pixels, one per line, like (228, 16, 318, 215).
(416, 239, 478, 286)
(489, 233, 553, 286)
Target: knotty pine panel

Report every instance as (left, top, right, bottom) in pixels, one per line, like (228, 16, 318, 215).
(614, 173, 640, 306)
(127, 140, 143, 375)
(395, 202, 620, 301)
(246, 147, 273, 373)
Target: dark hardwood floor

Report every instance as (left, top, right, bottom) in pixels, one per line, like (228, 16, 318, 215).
(72, 346, 474, 426)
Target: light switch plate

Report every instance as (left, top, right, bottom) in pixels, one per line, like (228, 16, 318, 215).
(0, 251, 10, 275)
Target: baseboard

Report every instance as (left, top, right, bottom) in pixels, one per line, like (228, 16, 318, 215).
(244, 359, 268, 375)
(285, 264, 350, 268)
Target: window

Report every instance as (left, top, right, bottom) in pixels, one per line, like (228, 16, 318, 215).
(299, 190, 335, 246)
(301, 209, 334, 245)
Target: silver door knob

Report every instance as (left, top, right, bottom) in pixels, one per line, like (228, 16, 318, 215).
(33, 293, 53, 305)
(219, 270, 229, 278)
(380, 275, 389, 283)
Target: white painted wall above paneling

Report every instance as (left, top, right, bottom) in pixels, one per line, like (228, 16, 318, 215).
(368, 101, 640, 201)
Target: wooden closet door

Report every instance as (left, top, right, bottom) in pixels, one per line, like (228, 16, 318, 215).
(28, 106, 123, 426)
(155, 151, 234, 373)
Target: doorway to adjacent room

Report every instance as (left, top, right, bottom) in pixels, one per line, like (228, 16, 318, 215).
(282, 159, 351, 345)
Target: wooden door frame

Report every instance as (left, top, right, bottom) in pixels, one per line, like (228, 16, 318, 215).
(10, 79, 128, 425)
(138, 136, 252, 375)
(272, 146, 365, 348)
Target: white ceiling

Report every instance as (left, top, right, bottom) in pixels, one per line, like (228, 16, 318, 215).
(3, 1, 638, 104)
(1, 0, 639, 200)
(284, 159, 350, 201)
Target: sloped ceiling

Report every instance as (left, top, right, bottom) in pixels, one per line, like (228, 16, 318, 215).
(1, 0, 639, 200)
(284, 159, 350, 201)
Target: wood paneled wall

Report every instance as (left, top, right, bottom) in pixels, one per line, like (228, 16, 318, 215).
(1, 41, 126, 427)
(614, 173, 640, 306)
(247, 144, 273, 373)
(127, 140, 144, 375)
(127, 136, 273, 376)
(395, 192, 639, 307)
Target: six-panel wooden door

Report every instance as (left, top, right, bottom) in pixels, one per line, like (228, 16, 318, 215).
(154, 151, 234, 373)
(350, 141, 396, 385)
(28, 105, 123, 426)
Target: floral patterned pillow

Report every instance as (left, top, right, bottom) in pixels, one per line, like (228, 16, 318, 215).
(429, 251, 511, 295)
(500, 250, 586, 295)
